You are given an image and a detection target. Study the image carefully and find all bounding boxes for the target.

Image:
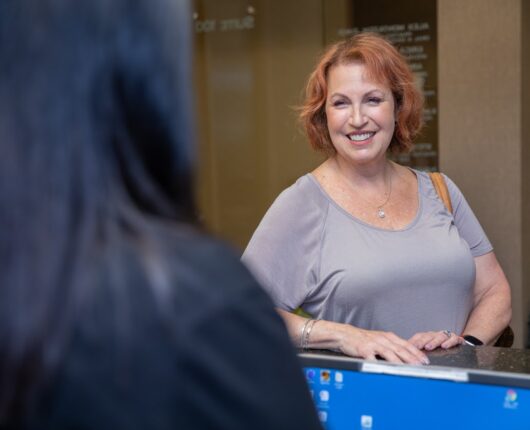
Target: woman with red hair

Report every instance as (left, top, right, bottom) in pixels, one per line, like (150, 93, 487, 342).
(243, 33, 511, 364)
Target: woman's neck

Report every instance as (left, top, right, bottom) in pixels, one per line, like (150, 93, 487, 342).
(326, 155, 392, 188)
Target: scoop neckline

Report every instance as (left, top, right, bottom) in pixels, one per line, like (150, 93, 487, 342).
(306, 170, 423, 233)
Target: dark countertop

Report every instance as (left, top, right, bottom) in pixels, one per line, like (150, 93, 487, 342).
(301, 345, 530, 374)
(427, 345, 530, 374)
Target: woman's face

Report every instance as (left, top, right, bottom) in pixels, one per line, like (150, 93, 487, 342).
(325, 62, 396, 168)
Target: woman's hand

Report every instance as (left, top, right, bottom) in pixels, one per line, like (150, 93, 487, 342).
(408, 330, 464, 351)
(337, 326, 430, 365)
(278, 309, 429, 365)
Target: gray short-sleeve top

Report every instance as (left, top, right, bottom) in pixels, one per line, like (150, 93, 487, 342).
(241, 170, 492, 339)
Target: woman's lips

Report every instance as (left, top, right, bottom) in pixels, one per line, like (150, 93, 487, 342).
(347, 131, 376, 144)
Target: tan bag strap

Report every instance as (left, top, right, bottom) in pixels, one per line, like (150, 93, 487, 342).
(428, 172, 453, 214)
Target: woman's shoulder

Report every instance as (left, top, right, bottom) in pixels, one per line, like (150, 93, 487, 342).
(412, 169, 465, 206)
(245, 174, 330, 250)
(271, 173, 329, 213)
(241, 174, 329, 293)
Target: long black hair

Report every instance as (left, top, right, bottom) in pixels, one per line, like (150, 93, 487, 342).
(0, 0, 195, 422)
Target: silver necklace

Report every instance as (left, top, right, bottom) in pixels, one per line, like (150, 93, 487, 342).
(376, 168, 392, 219)
(338, 163, 393, 219)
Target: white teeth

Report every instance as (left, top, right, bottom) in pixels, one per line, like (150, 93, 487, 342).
(348, 132, 374, 142)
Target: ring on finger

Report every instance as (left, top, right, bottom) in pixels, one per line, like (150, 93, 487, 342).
(442, 329, 452, 339)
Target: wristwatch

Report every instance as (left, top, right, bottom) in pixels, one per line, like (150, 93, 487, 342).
(463, 334, 484, 346)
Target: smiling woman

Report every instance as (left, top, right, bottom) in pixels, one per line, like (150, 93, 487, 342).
(242, 32, 512, 365)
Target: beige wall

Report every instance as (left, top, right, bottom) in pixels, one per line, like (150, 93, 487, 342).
(523, 0, 530, 348)
(438, 0, 528, 346)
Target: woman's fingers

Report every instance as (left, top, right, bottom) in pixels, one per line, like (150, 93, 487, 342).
(344, 328, 429, 365)
(408, 332, 432, 349)
(374, 349, 402, 364)
(381, 334, 430, 364)
(440, 332, 464, 349)
(409, 331, 464, 351)
(343, 328, 464, 364)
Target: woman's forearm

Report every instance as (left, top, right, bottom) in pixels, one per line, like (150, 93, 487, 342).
(463, 289, 512, 345)
(277, 308, 347, 351)
(464, 252, 512, 345)
(276, 308, 429, 364)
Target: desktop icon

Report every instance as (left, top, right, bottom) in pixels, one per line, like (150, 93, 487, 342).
(319, 390, 330, 402)
(504, 389, 519, 409)
(320, 369, 331, 384)
(361, 415, 373, 429)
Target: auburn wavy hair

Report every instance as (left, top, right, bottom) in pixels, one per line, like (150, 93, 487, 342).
(299, 32, 424, 155)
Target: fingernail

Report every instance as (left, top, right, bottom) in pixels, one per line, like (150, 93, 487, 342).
(422, 357, 430, 365)
(425, 344, 433, 351)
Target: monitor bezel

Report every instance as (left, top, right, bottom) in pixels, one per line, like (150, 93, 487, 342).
(299, 351, 530, 390)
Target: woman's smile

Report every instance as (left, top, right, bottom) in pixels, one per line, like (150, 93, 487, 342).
(347, 131, 376, 144)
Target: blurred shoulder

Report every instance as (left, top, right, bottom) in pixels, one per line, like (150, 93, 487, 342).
(155, 225, 257, 292)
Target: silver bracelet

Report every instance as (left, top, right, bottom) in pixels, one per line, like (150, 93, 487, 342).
(299, 318, 313, 349)
(302, 319, 319, 350)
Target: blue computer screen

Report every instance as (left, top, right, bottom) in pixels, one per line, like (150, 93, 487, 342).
(304, 366, 530, 430)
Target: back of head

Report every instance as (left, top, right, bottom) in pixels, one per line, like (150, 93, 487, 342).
(0, 0, 196, 222)
(0, 0, 195, 422)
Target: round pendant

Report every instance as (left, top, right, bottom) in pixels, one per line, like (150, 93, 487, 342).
(377, 209, 386, 219)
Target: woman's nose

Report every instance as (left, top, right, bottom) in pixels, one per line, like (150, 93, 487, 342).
(349, 105, 368, 127)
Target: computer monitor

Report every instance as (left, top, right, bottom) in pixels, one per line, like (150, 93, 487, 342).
(300, 352, 530, 430)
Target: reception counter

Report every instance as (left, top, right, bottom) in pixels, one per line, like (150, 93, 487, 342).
(301, 344, 530, 375)
(426, 344, 530, 374)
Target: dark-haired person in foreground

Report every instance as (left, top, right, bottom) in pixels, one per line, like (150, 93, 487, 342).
(0, 1, 322, 428)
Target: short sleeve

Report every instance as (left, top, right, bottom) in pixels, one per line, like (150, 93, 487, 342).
(444, 174, 493, 257)
(241, 176, 327, 311)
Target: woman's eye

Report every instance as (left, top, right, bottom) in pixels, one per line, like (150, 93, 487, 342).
(367, 97, 382, 104)
(332, 100, 346, 107)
